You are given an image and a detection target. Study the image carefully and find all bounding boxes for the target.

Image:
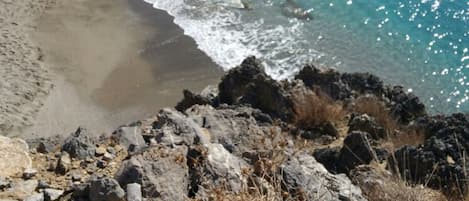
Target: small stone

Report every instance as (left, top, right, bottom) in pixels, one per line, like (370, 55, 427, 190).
(0, 176, 11, 190)
(89, 177, 125, 201)
(37, 141, 54, 154)
(44, 188, 64, 201)
(24, 193, 44, 201)
(38, 180, 50, 189)
(106, 147, 116, 155)
(103, 152, 114, 161)
(23, 168, 38, 179)
(56, 152, 72, 175)
(97, 160, 107, 169)
(126, 183, 142, 201)
(85, 157, 95, 163)
(71, 172, 82, 182)
(95, 147, 106, 157)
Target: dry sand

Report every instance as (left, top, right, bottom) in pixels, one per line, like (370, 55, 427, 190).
(4, 0, 222, 138)
(0, 0, 55, 135)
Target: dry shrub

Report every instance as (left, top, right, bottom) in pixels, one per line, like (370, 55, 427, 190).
(389, 128, 426, 149)
(353, 164, 448, 201)
(292, 88, 345, 129)
(352, 96, 398, 133)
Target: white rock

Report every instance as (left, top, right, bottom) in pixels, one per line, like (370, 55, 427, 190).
(0, 136, 32, 177)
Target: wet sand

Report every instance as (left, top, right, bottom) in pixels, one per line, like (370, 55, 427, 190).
(21, 0, 222, 138)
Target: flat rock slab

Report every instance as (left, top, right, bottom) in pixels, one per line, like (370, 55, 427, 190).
(0, 136, 32, 177)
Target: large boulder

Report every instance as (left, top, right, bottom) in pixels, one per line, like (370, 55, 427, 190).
(281, 153, 366, 201)
(115, 145, 189, 201)
(185, 105, 281, 156)
(338, 131, 376, 172)
(111, 126, 146, 151)
(218, 57, 294, 120)
(89, 177, 125, 201)
(61, 127, 96, 159)
(0, 136, 32, 177)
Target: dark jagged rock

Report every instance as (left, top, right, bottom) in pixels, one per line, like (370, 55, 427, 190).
(115, 145, 189, 201)
(175, 89, 213, 112)
(295, 65, 350, 100)
(338, 131, 376, 172)
(111, 126, 146, 151)
(390, 113, 469, 194)
(342, 72, 384, 96)
(385, 86, 426, 124)
(61, 127, 96, 159)
(89, 177, 125, 201)
(313, 147, 340, 174)
(281, 153, 367, 201)
(218, 56, 294, 120)
(348, 114, 386, 140)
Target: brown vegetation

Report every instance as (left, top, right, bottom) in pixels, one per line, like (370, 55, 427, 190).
(292, 88, 345, 129)
(351, 96, 398, 133)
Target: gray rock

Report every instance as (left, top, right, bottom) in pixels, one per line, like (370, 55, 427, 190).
(24, 193, 44, 201)
(115, 145, 189, 201)
(0, 176, 10, 190)
(37, 141, 55, 154)
(0, 136, 32, 177)
(186, 105, 282, 155)
(23, 168, 38, 179)
(126, 183, 142, 201)
(89, 177, 125, 201)
(61, 127, 96, 159)
(112, 126, 146, 151)
(44, 188, 64, 201)
(153, 108, 210, 146)
(56, 152, 71, 175)
(348, 114, 386, 139)
(103, 152, 114, 161)
(203, 143, 250, 192)
(281, 153, 366, 201)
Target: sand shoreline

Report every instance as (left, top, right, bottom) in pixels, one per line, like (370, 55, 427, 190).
(1, 0, 222, 138)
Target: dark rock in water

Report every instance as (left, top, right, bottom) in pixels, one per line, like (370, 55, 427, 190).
(111, 126, 146, 151)
(115, 145, 189, 201)
(89, 177, 125, 201)
(281, 153, 367, 201)
(385, 86, 426, 124)
(61, 127, 96, 159)
(176, 89, 213, 112)
(338, 131, 376, 172)
(313, 147, 340, 174)
(218, 56, 294, 120)
(348, 114, 386, 140)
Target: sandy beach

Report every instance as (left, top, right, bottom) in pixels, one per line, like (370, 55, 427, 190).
(2, 0, 222, 138)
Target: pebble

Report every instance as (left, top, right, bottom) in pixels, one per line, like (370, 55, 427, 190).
(44, 188, 64, 201)
(95, 147, 106, 156)
(97, 160, 107, 169)
(56, 152, 72, 175)
(23, 168, 38, 179)
(126, 183, 142, 201)
(103, 152, 114, 161)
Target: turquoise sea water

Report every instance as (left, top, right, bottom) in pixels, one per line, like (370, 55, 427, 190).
(144, 0, 468, 113)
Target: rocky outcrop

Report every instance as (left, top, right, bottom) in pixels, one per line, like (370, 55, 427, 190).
(0, 136, 32, 178)
(281, 153, 367, 201)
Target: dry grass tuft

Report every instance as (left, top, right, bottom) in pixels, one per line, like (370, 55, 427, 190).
(353, 164, 448, 201)
(292, 88, 345, 129)
(351, 96, 398, 133)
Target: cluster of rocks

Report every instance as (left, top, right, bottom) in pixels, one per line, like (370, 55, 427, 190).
(1, 56, 468, 200)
